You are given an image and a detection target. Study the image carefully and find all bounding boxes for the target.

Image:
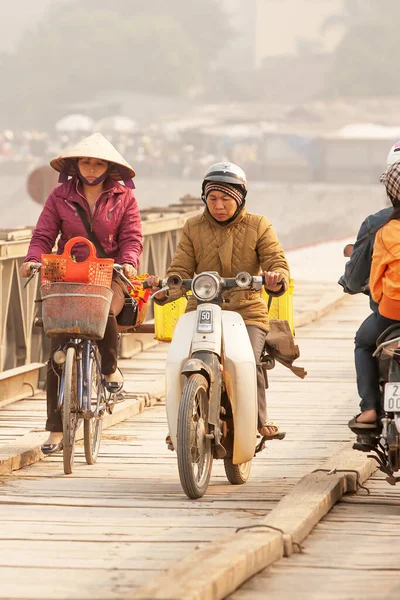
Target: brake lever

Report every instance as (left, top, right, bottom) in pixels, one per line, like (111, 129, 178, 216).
(24, 268, 40, 289)
(113, 266, 136, 290)
(150, 286, 170, 301)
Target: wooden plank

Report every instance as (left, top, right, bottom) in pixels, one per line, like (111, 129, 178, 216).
(231, 471, 400, 600)
(130, 431, 375, 598)
(0, 567, 156, 600)
(262, 442, 376, 551)
(0, 280, 376, 600)
(0, 396, 146, 475)
(131, 530, 283, 600)
(230, 567, 399, 600)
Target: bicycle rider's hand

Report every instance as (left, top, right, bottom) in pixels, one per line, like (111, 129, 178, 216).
(20, 262, 35, 278)
(263, 271, 284, 293)
(122, 263, 137, 279)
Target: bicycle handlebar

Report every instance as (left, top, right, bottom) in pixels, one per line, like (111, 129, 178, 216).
(29, 262, 42, 271)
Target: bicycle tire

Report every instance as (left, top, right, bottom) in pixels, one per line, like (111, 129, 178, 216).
(62, 346, 78, 475)
(84, 345, 104, 465)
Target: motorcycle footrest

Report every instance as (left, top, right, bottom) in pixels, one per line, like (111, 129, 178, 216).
(353, 442, 373, 453)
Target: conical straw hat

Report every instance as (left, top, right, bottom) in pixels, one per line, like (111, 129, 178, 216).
(50, 132, 135, 180)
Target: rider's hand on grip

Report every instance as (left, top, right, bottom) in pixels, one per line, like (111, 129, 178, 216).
(263, 271, 284, 292)
(122, 263, 137, 278)
(20, 262, 36, 278)
(145, 275, 162, 290)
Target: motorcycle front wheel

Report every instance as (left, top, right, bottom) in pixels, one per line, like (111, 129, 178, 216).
(177, 373, 213, 499)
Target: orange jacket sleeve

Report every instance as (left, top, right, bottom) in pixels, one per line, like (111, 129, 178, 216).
(370, 229, 388, 304)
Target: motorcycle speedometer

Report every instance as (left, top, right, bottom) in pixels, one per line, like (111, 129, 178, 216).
(192, 273, 220, 301)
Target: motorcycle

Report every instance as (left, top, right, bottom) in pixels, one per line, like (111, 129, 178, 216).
(354, 326, 400, 485)
(149, 271, 285, 499)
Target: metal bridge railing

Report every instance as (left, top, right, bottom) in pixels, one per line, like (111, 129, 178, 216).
(0, 210, 199, 373)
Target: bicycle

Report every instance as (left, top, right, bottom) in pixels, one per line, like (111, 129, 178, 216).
(26, 238, 129, 474)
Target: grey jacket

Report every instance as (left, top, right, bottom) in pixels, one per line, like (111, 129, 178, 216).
(338, 207, 392, 312)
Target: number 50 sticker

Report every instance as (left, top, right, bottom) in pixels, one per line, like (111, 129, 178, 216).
(197, 309, 213, 332)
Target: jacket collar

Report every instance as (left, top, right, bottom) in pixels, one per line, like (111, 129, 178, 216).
(54, 176, 126, 200)
(203, 205, 247, 228)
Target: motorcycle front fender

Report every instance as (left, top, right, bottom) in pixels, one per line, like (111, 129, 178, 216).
(181, 357, 213, 383)
(187, 351, 222, 429)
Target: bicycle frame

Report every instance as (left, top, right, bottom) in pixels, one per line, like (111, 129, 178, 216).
(57, 339, 106, 419)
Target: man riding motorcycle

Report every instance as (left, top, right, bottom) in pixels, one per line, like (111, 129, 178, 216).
(340, 143, 400, 434)
(147, 162, 290, 440)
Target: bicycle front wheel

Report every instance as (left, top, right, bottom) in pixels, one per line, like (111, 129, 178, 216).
(84, 345, 104, 465)
(62, 346, 78, 475)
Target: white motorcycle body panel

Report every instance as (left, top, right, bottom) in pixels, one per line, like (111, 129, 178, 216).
(165, 304, 222, 450)
(165, 312, 195, 450)
(191, 304, 222, 355)
(165, 303, 257, 463)
(222, 311, 258, 465)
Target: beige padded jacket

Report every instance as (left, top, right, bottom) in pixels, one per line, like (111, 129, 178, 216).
(157, 207, 290, 333)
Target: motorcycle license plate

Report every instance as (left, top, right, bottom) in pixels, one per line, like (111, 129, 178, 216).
(384, 382, 400, 412)
(197, 309, 213, 333)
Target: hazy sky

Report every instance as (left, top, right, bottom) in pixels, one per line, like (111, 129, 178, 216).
(0, 0, 64, 51)
(0, 0, 344, 58)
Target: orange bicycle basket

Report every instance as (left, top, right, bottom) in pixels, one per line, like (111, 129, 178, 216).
(41, 236, 114, 286)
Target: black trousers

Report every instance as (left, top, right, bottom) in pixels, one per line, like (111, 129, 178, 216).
(355, 311, 400, 413)
(45, 280, 125, 432)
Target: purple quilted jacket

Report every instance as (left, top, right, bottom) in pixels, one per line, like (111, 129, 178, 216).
(25, 177, 143, 267)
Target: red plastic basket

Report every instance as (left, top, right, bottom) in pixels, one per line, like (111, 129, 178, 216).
(41, 236, 114, 286)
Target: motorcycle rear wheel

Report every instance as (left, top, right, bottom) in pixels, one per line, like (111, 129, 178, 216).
(224, 458, 252, 485)
(177, 373, 213, 499)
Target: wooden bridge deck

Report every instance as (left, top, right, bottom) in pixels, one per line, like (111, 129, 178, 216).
(1, 293, 395, 600)
(230, 469, 400, 600)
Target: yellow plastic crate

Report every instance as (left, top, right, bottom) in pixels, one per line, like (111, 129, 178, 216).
(154, 297, 188, 341)
(154, 279, 295, 341)
(263, 278, 295, 335)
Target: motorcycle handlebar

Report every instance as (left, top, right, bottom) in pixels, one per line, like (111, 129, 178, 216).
(143, 273, 266, 291)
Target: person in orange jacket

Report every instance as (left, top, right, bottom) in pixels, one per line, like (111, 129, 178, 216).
(349, 161, 400, 435)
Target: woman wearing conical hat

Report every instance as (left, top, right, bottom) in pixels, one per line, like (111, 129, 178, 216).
(20, 132, 143, 455)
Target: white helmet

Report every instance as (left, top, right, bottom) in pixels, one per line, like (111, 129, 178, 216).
(202, 162, 247, 197)
(386, 142, 400, 167)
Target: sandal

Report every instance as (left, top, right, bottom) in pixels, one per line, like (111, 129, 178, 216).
(41, 441, 63, 455)
(104, 368, 124, 394)
(348, 414, 380, 434)
(258, 421, 286, 441)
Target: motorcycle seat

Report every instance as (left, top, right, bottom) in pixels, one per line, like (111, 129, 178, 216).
(376, 324, 400, 347)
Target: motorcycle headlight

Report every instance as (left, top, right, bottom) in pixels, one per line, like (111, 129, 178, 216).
(192, 273, 220, 301)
